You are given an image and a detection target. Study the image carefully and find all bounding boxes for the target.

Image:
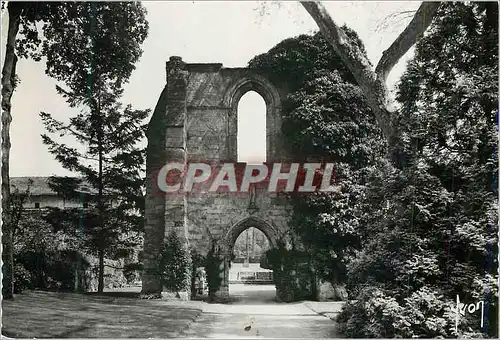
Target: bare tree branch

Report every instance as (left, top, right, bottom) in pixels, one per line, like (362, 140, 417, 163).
(375, 2, 441, 82)
(375, 10, 417, 33)
(300, 1, 441, 152)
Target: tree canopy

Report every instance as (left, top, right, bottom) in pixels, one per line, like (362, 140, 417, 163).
(2, 0, 149, 299)
(250, 29, 385, 288)
(337, 3, 498, 337)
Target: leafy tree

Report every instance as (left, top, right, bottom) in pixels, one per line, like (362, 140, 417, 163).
(337, 3, 498, 337)
(34, 2, 148, 294)
(283, 71, 385, 287)
(249, 31, 385, 291)
(159, 231, 191, 296)
(1, 1, 149, 299)
(299, 1, 441, 165)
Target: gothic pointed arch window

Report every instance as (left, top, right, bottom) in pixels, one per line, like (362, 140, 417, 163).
(237, 90, 266, 164)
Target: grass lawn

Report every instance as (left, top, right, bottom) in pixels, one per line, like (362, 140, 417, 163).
(1, 290, 203, 338)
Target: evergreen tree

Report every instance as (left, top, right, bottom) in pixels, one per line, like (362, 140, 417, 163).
(1, 2, 148, 299)
(36, 2, 148, 294)
(41, 96, 149, 294)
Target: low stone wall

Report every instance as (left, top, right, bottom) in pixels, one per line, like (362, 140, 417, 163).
(228, 263, 274, 284)
(232, 271, 273, 282)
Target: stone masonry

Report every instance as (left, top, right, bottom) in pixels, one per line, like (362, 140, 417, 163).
(142, 56, 293, 299)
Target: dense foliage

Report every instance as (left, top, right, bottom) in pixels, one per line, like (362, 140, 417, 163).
(16, 2, 149, 89)
(249, 29, 385, 292)
(265, 241, 316, 302)
(337, 3, 498, 338)
(204, 244, 224, 300)
(250, 3, 497, 337)
(2, 2, 149, 298)
(36, 2, 149, 293)
(10, 183, 91, 293)
(248, 26, 367, 92)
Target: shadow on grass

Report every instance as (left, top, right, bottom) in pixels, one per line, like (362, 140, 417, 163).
(191, 294, 231, 304)
(2, 290, 202, 338)
(83, 291, 141, 299)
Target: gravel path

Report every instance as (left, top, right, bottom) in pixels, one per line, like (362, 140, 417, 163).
(183, 284, 340, 338)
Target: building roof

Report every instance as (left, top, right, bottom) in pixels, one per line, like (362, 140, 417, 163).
(10, 177, 96, 196)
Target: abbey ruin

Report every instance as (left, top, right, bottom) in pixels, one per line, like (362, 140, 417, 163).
(142, 56, 296, 299)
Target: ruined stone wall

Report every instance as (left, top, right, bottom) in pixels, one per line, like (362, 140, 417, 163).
(186, 188, 292, 297)
(186, 190, 291, 257)
(183, 62, 292, 255)
(185, 65, 288, 162)
(142, 56, 293, 298)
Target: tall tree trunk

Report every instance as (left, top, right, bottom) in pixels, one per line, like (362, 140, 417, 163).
(86, 1, 107, 295)
(98, 247, 104, 293)
(96, 149, 105, 294)
(1, 2, 23, 301)
(96, 97, 105, 294)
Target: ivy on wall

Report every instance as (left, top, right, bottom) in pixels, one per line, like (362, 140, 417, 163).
(204, 243, 223, 300)
(265, 240, 316, 302)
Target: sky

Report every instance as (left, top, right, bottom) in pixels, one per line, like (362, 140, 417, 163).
(1, 1, 421, 177)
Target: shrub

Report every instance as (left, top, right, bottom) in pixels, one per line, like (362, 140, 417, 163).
(123, 262, 143, 284)
(14, 249, 90, 292)
(337, 285, 493, 338)
(13, 263, 32, 293)
(159, 231, 191, 295)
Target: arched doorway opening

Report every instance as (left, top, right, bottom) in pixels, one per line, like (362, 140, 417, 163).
(237, 90, 266, 164)
(229, 227, 274, 303)
(222, 217, 279, 303)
